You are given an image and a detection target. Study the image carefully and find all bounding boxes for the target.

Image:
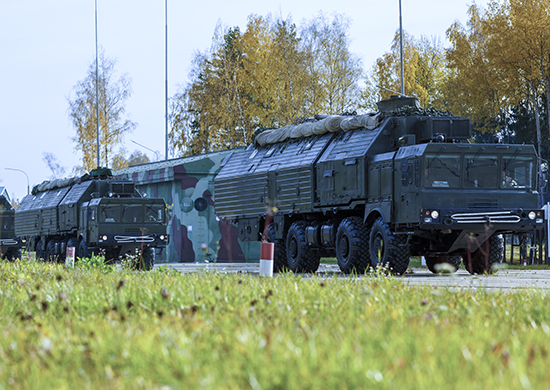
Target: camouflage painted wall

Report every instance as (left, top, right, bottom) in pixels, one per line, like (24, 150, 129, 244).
(115, 150, 260, 263)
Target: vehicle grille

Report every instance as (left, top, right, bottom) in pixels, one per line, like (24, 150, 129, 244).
(467, 199, 498, 209)
(451, 211, 521, 224)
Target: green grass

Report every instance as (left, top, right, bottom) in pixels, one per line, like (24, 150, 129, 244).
(1, 259, 550, 389)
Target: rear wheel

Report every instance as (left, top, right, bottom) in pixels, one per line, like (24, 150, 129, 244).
(36, 239, 46, 260)
(465, 234, 504, 274)
(45, 240, 57, 262)
(267, 224, 288, 272)
(425, 255, 462, 274)
(369, 218, 410, 275)
(286, 222, 320, 273)
(335, 217, 370, 274)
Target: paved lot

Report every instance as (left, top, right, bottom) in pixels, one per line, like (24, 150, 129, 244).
(156, 262, 550, 291)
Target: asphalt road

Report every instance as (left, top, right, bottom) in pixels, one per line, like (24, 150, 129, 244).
(156, 262, 550, 291)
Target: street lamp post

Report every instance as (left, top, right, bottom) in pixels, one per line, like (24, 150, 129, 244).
(131, 140, 160, 162)
(5, 168, 30, 195)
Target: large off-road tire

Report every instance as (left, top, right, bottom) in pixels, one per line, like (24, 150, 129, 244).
(45, 240, 57, 263)
(11, 248, 21, 261)
(465, 234, 504, 275)
(369, 218, 410, 275)
(425, 255, 462, 274)
(267, 224, 288, 272)
(335, 217, 371, 274)
(286, 222, 320, 273)
(36, 239, 46, 261)
(139, 247, 155, 271)
(3, 248, 21, 261)
(78, 239, 92, 259)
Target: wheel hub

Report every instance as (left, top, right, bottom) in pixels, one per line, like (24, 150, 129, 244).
(374, 235, 384, 260)
(338, 235, 349, 259)
(289, 238, 298, 259)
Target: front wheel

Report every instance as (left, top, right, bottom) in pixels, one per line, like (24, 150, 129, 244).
(4, 248, 21, 261)
(286, 222, 320, 273)
(369, 218, 410, 275)
(139, 247, 155, 271)
(78, 239, 92, 259)
(465, 234, 504, 274)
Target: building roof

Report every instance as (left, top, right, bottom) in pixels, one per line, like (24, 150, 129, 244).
(114, 148, 242, 185)
(0, 186, 11, 203)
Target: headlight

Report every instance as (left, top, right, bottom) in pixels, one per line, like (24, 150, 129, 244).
(160, 235, 165, 240)
(528, 211, 536, 220)
(102, 235, 108, 241)
(431, 210, 439, 219)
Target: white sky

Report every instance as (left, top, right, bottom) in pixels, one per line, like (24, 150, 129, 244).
(0, 0, 487, 201)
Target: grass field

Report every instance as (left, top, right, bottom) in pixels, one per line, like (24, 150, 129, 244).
(1, 259, 550, 389)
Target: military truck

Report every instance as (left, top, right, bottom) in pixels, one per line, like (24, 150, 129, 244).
(15, 168, 168, 270)
(0, 187, 22, 260)
(214, 96, 544, 275)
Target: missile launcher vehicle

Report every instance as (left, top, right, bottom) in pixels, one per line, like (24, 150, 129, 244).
(15, 168, 168, 270)
(214, 96, 544, 274)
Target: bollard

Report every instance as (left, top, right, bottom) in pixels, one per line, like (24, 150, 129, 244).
(259, 242, 274, 277)
(66, 246, 75, 268)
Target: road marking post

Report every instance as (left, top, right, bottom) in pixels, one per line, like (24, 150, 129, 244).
(66, 247, 75, 268)
(259, 242, 274, 277)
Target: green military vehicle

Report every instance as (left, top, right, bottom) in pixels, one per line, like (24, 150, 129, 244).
(214, 96, 544, 275)
(15, 168, 168, 270)
(0, 187, 22, 260)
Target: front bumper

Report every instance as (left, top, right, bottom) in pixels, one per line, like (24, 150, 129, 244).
(419, 208, 544, 232)
(0, 237, 23, 248)
(96, 233, 169, 247)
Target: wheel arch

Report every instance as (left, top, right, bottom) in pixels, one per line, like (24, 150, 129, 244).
(364, 208, 386, 227)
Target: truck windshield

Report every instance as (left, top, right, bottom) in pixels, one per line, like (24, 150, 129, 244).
(502, 156, 534, 189)
(464, 155, 498, 188)
(100, 205, 120, 223)
(145, 204, 164, 223)
(122, 204, 143, 223)
(424, 155, 461, 188)
(1, 215, 12, 230)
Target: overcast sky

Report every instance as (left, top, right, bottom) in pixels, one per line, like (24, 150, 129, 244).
(0, 0, 487, 201)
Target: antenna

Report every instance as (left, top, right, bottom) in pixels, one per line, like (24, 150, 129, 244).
(375, 85, 411, 98)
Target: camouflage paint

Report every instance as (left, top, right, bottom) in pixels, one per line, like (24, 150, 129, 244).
(115, 149, 260, 263)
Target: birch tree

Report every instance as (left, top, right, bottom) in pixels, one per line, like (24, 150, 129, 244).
(68, 50, 136, 171)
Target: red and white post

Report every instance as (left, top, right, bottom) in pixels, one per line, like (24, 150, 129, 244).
(259, 242, 274, 277)
(66, 246, 75, 268)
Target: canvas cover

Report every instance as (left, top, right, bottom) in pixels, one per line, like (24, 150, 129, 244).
(254, 113, 380, 147)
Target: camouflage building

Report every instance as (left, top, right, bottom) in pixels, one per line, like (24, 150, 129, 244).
(115, 149, 260, 263)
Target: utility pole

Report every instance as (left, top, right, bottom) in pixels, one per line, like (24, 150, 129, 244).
(95, 0, 100, 168)
(399, 0, 405, 96)
(165, 0, 169, 161)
